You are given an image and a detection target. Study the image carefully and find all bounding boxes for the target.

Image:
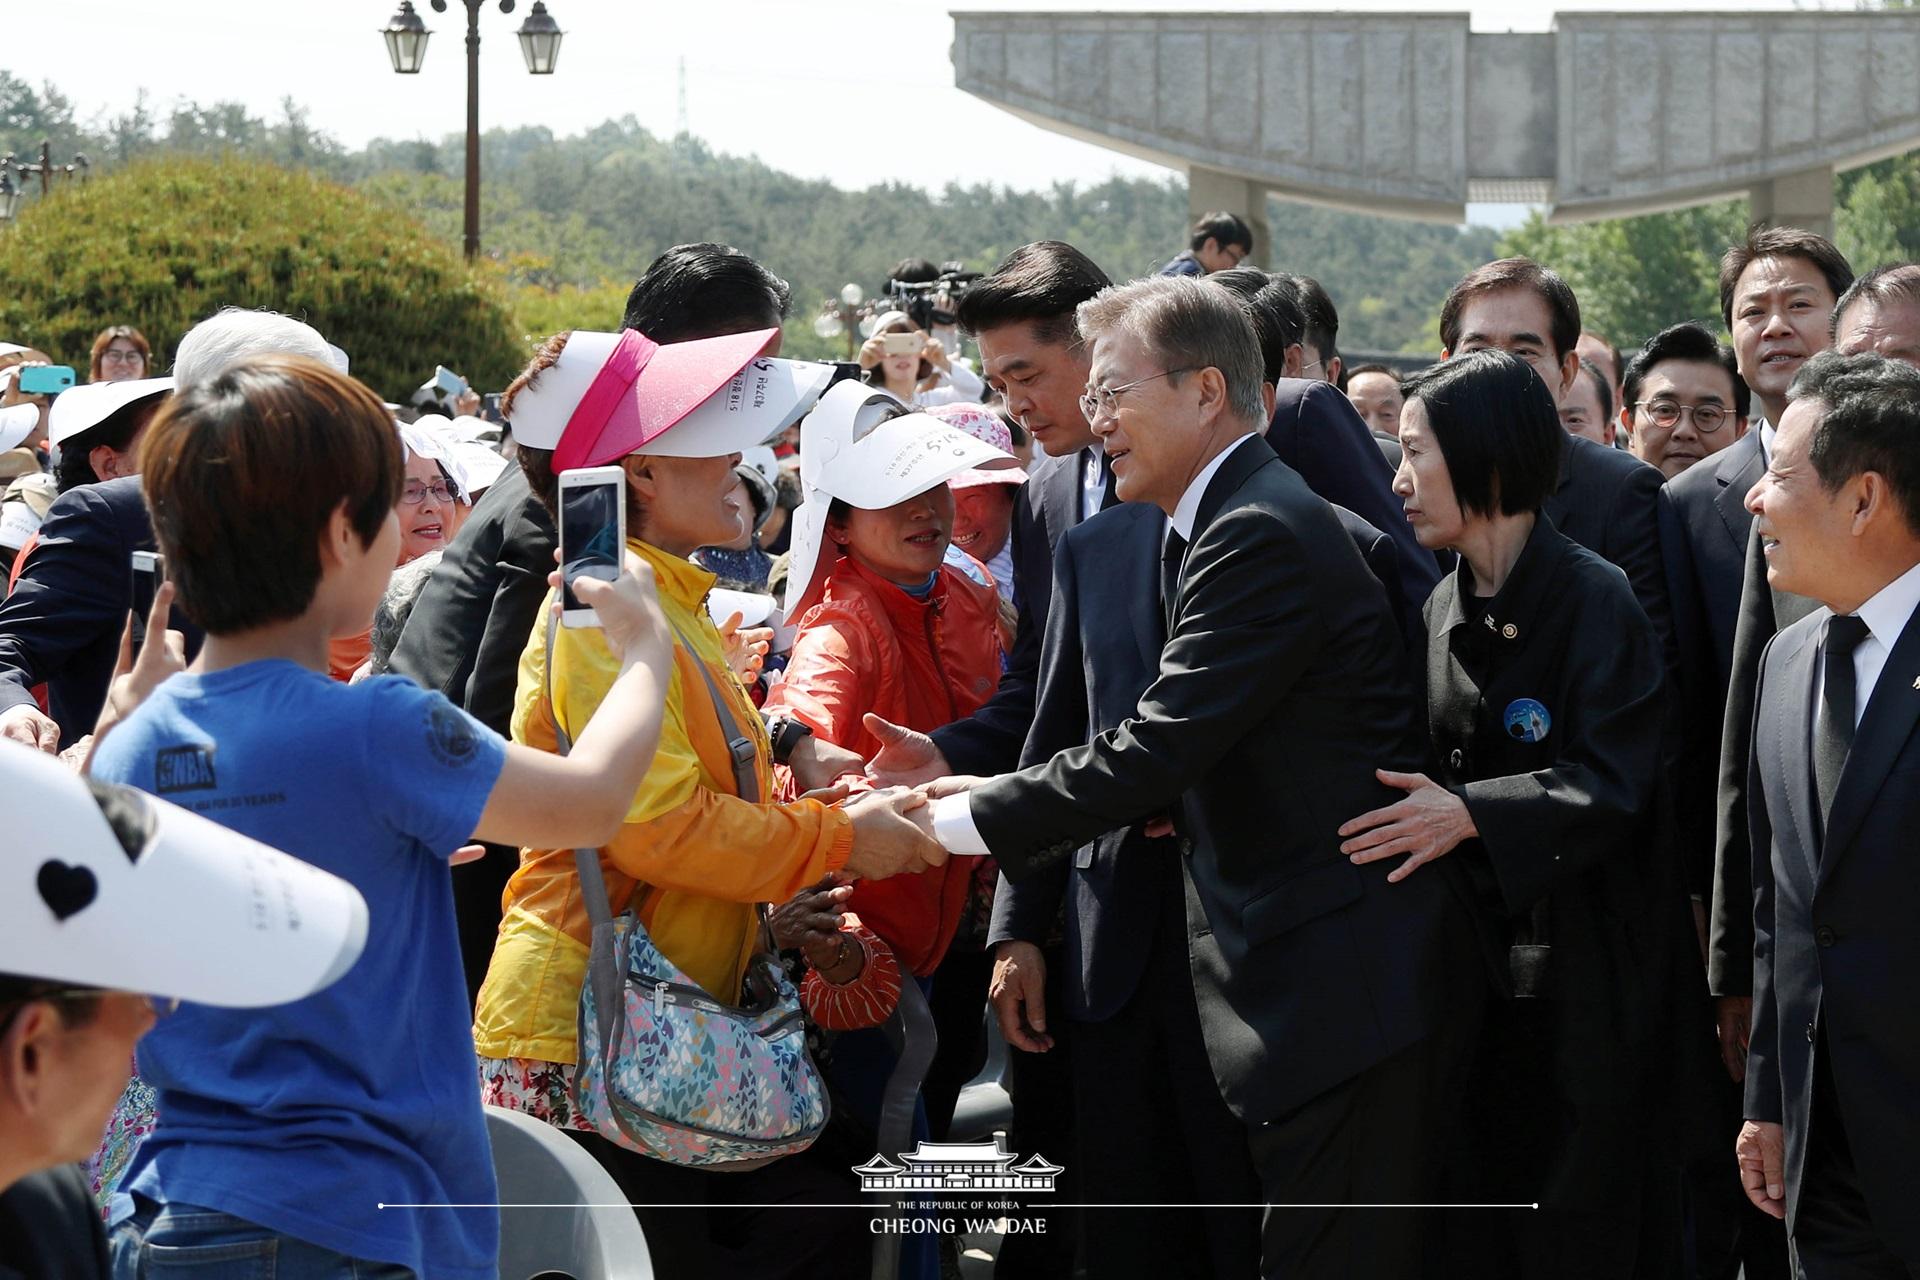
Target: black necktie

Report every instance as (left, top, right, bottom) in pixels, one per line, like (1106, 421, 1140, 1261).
(1096, 451, 1120, 512)
(1161, 529, 1188, 632)
(1814, 613, 1872, 835)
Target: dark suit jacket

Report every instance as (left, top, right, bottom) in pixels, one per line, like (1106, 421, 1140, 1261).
(388, 465, 556, 735)
(1264, 378, 1440, 631)
(1543, 434, 1674, 667)
(931, 447, 1084, 777)
(1745, 595, 1920, 1259)
(987, 494, 1415, 1023)
(0, 476, 200, 747)
(1659, 431, 1767, 899)
(971, 438, 1457, 1125)
(1707, 527, 1821, 997)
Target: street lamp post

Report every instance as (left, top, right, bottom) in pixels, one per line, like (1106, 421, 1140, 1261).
(381, 0, 565, 262)
(813, 283, 871, 361)
(0, 141, 90, 222)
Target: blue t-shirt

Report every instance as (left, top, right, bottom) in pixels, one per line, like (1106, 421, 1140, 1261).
(91, 661, 508, 1279)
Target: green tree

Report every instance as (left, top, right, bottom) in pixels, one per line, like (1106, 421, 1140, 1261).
(0, 156, 528, 400)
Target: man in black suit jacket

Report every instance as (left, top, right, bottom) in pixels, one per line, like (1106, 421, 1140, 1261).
(1737, 352, 1920, 1274)
(0, 475, 200, 752)
(1439, 258, 1675, 661)
(928, 277, 1463, 1277)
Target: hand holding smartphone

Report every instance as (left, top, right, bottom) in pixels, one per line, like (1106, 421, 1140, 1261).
(129, 551, 165, 656)
(557, 466, 627, 629)
(881, 333, 922, 359)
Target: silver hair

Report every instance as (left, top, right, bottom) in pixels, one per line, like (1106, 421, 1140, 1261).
(172, 308, 334, 391)
(1075, 276, 1268, 427)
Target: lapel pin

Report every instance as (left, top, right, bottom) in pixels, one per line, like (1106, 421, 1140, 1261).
(1912, 675, 1920, 691)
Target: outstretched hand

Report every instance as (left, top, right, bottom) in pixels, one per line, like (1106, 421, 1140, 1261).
(1337, 769, 1475, 883)
(863, 713, 952, 788)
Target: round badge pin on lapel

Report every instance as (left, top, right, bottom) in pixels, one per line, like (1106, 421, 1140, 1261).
(1504, 698, 1551, 743)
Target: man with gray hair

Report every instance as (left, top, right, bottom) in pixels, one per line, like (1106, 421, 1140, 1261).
(0, 307, 339, 752)
(922, 275, 1468, 1276)
(171, 308, 337, 390)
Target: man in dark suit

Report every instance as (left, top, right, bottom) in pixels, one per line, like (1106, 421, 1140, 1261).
(1737, 351, 1920, 1275)
(1439, 257, 1674, 661)
(0, 475, 200, 752)
(925, 276, 1464, 1277)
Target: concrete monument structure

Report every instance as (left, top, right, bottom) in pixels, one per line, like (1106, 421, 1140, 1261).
(951, 9, 1920, 260)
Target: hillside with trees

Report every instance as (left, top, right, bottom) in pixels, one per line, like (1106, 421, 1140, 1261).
(0, 72, 1498, 365)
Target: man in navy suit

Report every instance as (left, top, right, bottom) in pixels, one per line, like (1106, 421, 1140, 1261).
(0, 475, 199, 752)
(1738, 351, 1920, 1275)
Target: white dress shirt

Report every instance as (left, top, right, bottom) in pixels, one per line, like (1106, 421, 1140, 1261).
(1812, 560, 1920, 731)
(932, 434, 1259, 856)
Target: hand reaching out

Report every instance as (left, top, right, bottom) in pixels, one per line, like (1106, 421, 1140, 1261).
(863, 713, 952, 788)
(1337, 769, 1476, 883)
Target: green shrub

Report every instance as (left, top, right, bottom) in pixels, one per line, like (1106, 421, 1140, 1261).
(0, 155, 527, 401)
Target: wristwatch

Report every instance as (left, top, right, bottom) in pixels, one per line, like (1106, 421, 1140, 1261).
(765, 714, 813, 766)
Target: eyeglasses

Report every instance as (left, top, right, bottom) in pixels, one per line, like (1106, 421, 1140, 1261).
(1080, 368, 1198, 422)
(100, 349, 145, 365)
(401, 480, 460, 506)
(1633, 399, 1733, 433)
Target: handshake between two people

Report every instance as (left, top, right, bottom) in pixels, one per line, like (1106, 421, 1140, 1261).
(784, 712, 988, 884)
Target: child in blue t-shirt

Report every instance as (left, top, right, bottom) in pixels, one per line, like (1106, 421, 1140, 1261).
(90, 355, 674, 1280)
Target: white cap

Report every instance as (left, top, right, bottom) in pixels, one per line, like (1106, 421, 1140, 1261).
(0, 499, 39, 551)
(783, 380, 1019, 616)
(324, 343, 351, 375)
(47, 377, 173, 448)
(507, 329, 833, 467)
(0, 742, 369, 1007)
(0, 404, 38, 452)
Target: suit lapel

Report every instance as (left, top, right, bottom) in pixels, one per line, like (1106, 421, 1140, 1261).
(1046, 450, 1086, 541)
(1126, 506, 1167, 668)
(1712, 433, 1765, 554)
(1768, 619, 1824, 882)
(1821, 606, 1920, 878)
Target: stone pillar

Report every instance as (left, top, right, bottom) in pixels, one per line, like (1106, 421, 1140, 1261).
(1749, 166, 1836, 241)
(1188, 166, 1272, 270)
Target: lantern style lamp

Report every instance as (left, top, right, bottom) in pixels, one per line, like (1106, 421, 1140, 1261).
(382, 1, 432, 73)
(517, 2, 564, 75)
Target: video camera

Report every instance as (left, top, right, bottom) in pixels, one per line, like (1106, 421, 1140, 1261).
(885, 262, 984, 332)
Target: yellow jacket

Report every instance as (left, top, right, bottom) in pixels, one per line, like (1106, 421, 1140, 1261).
(472, 540, 852, 1065)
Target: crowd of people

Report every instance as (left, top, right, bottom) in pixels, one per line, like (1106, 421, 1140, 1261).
(1, 208, 1918, 1280)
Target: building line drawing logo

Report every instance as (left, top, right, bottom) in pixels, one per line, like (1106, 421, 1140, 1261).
(854, 1139, 1063, 1193)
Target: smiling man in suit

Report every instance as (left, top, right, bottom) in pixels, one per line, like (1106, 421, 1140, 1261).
(922, 276, 1466, 1278)
(1737, 351, 1920, 1276)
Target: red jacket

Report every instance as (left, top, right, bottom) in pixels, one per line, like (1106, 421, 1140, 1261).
(766, 553, 1002, 975)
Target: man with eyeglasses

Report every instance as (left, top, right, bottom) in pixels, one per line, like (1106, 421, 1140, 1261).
(0, 740, 366, 1278)
(1157, 211, 1253, 278)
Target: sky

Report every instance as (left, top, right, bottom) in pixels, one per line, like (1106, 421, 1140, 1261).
(10, 0, 1824, 226)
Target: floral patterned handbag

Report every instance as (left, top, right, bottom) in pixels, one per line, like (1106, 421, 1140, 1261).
(545, 616, 829, 1168)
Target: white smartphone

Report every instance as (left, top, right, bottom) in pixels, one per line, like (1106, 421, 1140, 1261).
(129, 550, 165, 655)
(557, 466, 627, 629)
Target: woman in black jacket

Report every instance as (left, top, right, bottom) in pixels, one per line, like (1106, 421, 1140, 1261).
(1339, 349, 1688, 1278)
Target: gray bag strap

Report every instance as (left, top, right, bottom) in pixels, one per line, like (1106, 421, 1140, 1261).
(544, 613, 770, 1057)
(870, 977, 939, 1280)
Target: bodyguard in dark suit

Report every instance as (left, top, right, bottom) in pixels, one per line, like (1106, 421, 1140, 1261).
(0, 475, 200, 751)
(929, 278, 1464, 1277)
(1438, 258, 1674, 662)
(1737, 352, 1920, 1275)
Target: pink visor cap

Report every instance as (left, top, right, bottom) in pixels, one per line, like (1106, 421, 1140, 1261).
(508, 328, 834, 470)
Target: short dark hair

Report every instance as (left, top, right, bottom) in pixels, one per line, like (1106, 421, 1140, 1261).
(139, 355, 403, 635)
(1439, 257, 1582, 361)
(0, 973, 102, 1032)
(1574, 358, 1615, 424)
(888, 257, 940, 287)
(620, 242, 791, 339)
(954, 240, 1112, 348)
(1831, 261, 1920, 342)
(1622, 322, 1749, 422)
(1189, 211, 1253, 254)
(1788, 350, 1920, 534)
(1400, 349, 1564, 518)
(523, 246, 790, 522)
(1340, 361, 1398, 392)
(1209, 267, 1305, 384)
(1718, 225, 1853, 330)
(1288, 275, 1339, 361)
(54, 395, 164, 495)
